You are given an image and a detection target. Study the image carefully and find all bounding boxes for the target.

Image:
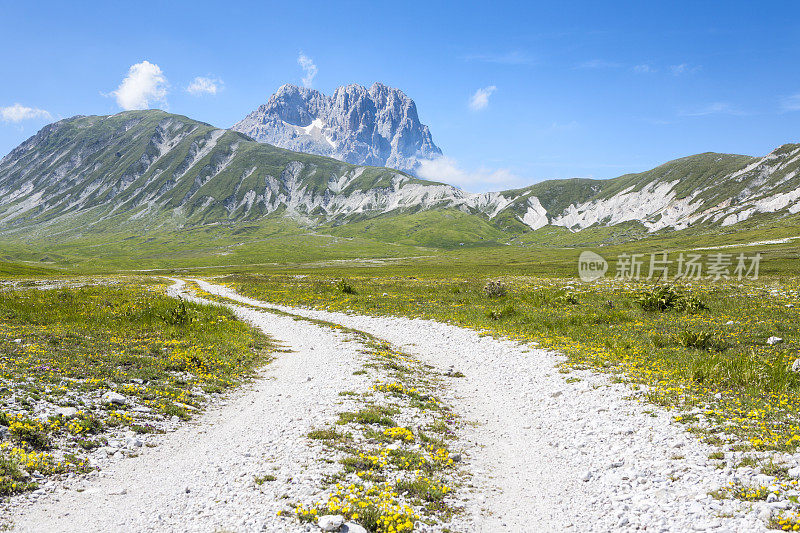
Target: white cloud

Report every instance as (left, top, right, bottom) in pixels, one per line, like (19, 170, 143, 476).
(469, 86, 496, 111)
(187, 76, 223, 96)
(782, 94, 800, 112)
(297, 52, 317, 88)
(417, 156, 522, 190)
(670, 63, 700, 76)
(463, 51, 534, 65)
(110, 61, 168, 110)
(0, 103, 51, 123)
(680, 102, 744, 117)
(671, 64, 688, 75)
(577, 59, 622, 69)
(633, 64, 656, 73)
(544, 120, 579, 132)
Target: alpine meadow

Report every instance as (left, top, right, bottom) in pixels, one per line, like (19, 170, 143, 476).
(1, 2, 800, 532)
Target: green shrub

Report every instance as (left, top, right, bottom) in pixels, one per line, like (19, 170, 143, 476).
(10, 422, 50, 450)
(554, 291, 580, 306)
(676, 294, 710, 312)
(336, 279, 356, 295)
(679, 330, 727, 352)
(160, 299, 191, 326)
(482, 280, 507, 298)
(636, 284, 682, 311)
(636, 284, 708, 313)
(487, 305, 517, 321)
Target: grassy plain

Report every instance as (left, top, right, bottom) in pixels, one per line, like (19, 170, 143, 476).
(0, 279, 273, 496)
(0, 208, 797, 275)
(223, 271, 800, 453)
(1, 217, 799, 527)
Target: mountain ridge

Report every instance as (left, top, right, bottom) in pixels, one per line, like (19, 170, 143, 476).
(0, 110, 798, 247)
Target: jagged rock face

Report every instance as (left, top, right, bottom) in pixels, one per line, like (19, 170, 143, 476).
(232, 83, 442, 174)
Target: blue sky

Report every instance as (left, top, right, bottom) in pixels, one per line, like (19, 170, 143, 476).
(1, 1, 799, 192)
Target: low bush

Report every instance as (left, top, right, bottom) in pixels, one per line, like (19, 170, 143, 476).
(487, 305, 517, 321)
(679, 329, 727, 352)
(336, 279, 356, 295)
(635, 284, 682, 311)
(482, 280, 507, 298)
(554, 291, 580, 306)
(636, 284, 708, 313)
(160, 299, 191, 326)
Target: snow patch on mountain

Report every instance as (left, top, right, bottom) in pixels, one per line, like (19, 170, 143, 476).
(462, 192, 516, 219)
(519, 197, 549, 230)
(551, 181, 680, 231)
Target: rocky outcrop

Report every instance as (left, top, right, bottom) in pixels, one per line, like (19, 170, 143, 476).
(232, 83, 442, 174)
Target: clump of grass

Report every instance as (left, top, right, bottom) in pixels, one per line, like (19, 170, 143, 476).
(254, 474, 276, 485)
(9, 418, 51, 450)
(307, 428, 349, 441)
(76, 438, 101, 450)
(761, 459, 789, 478)
(0, 456, 38, 495)
(636, 284, 682, 311)
(650, 333, 673, 348)
(487, 305, 516, 321)
(482, 280, 507, 298)
(66, 413, 103, 435)
(130, 424, 163, 434)
(295, 483, 419, 531)
(635, 284, 681, 311)
(387, 448, 431, 471)
(679, 330, 727, 352)
(636, 284, 708, 312)
(336, 279, 356, 295)
(338, 407, 396, 427)
(678, 294, 709, 312)
(159, 299, 192, 326)
(341, 456, 378, 473)
(395, 476, 450, 503)
(553, 291, 580, 306)
(728, 483, 770, 501)
(708, 488, 728, 500)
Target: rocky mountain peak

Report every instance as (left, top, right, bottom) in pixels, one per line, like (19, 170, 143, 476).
(232, 83, 442, 174)
(259, 84, 327, 126)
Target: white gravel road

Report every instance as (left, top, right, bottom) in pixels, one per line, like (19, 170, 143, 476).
(11, 280, 774, 532)
(195, 280, 771, 533)
(12, 280, 372, 532)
